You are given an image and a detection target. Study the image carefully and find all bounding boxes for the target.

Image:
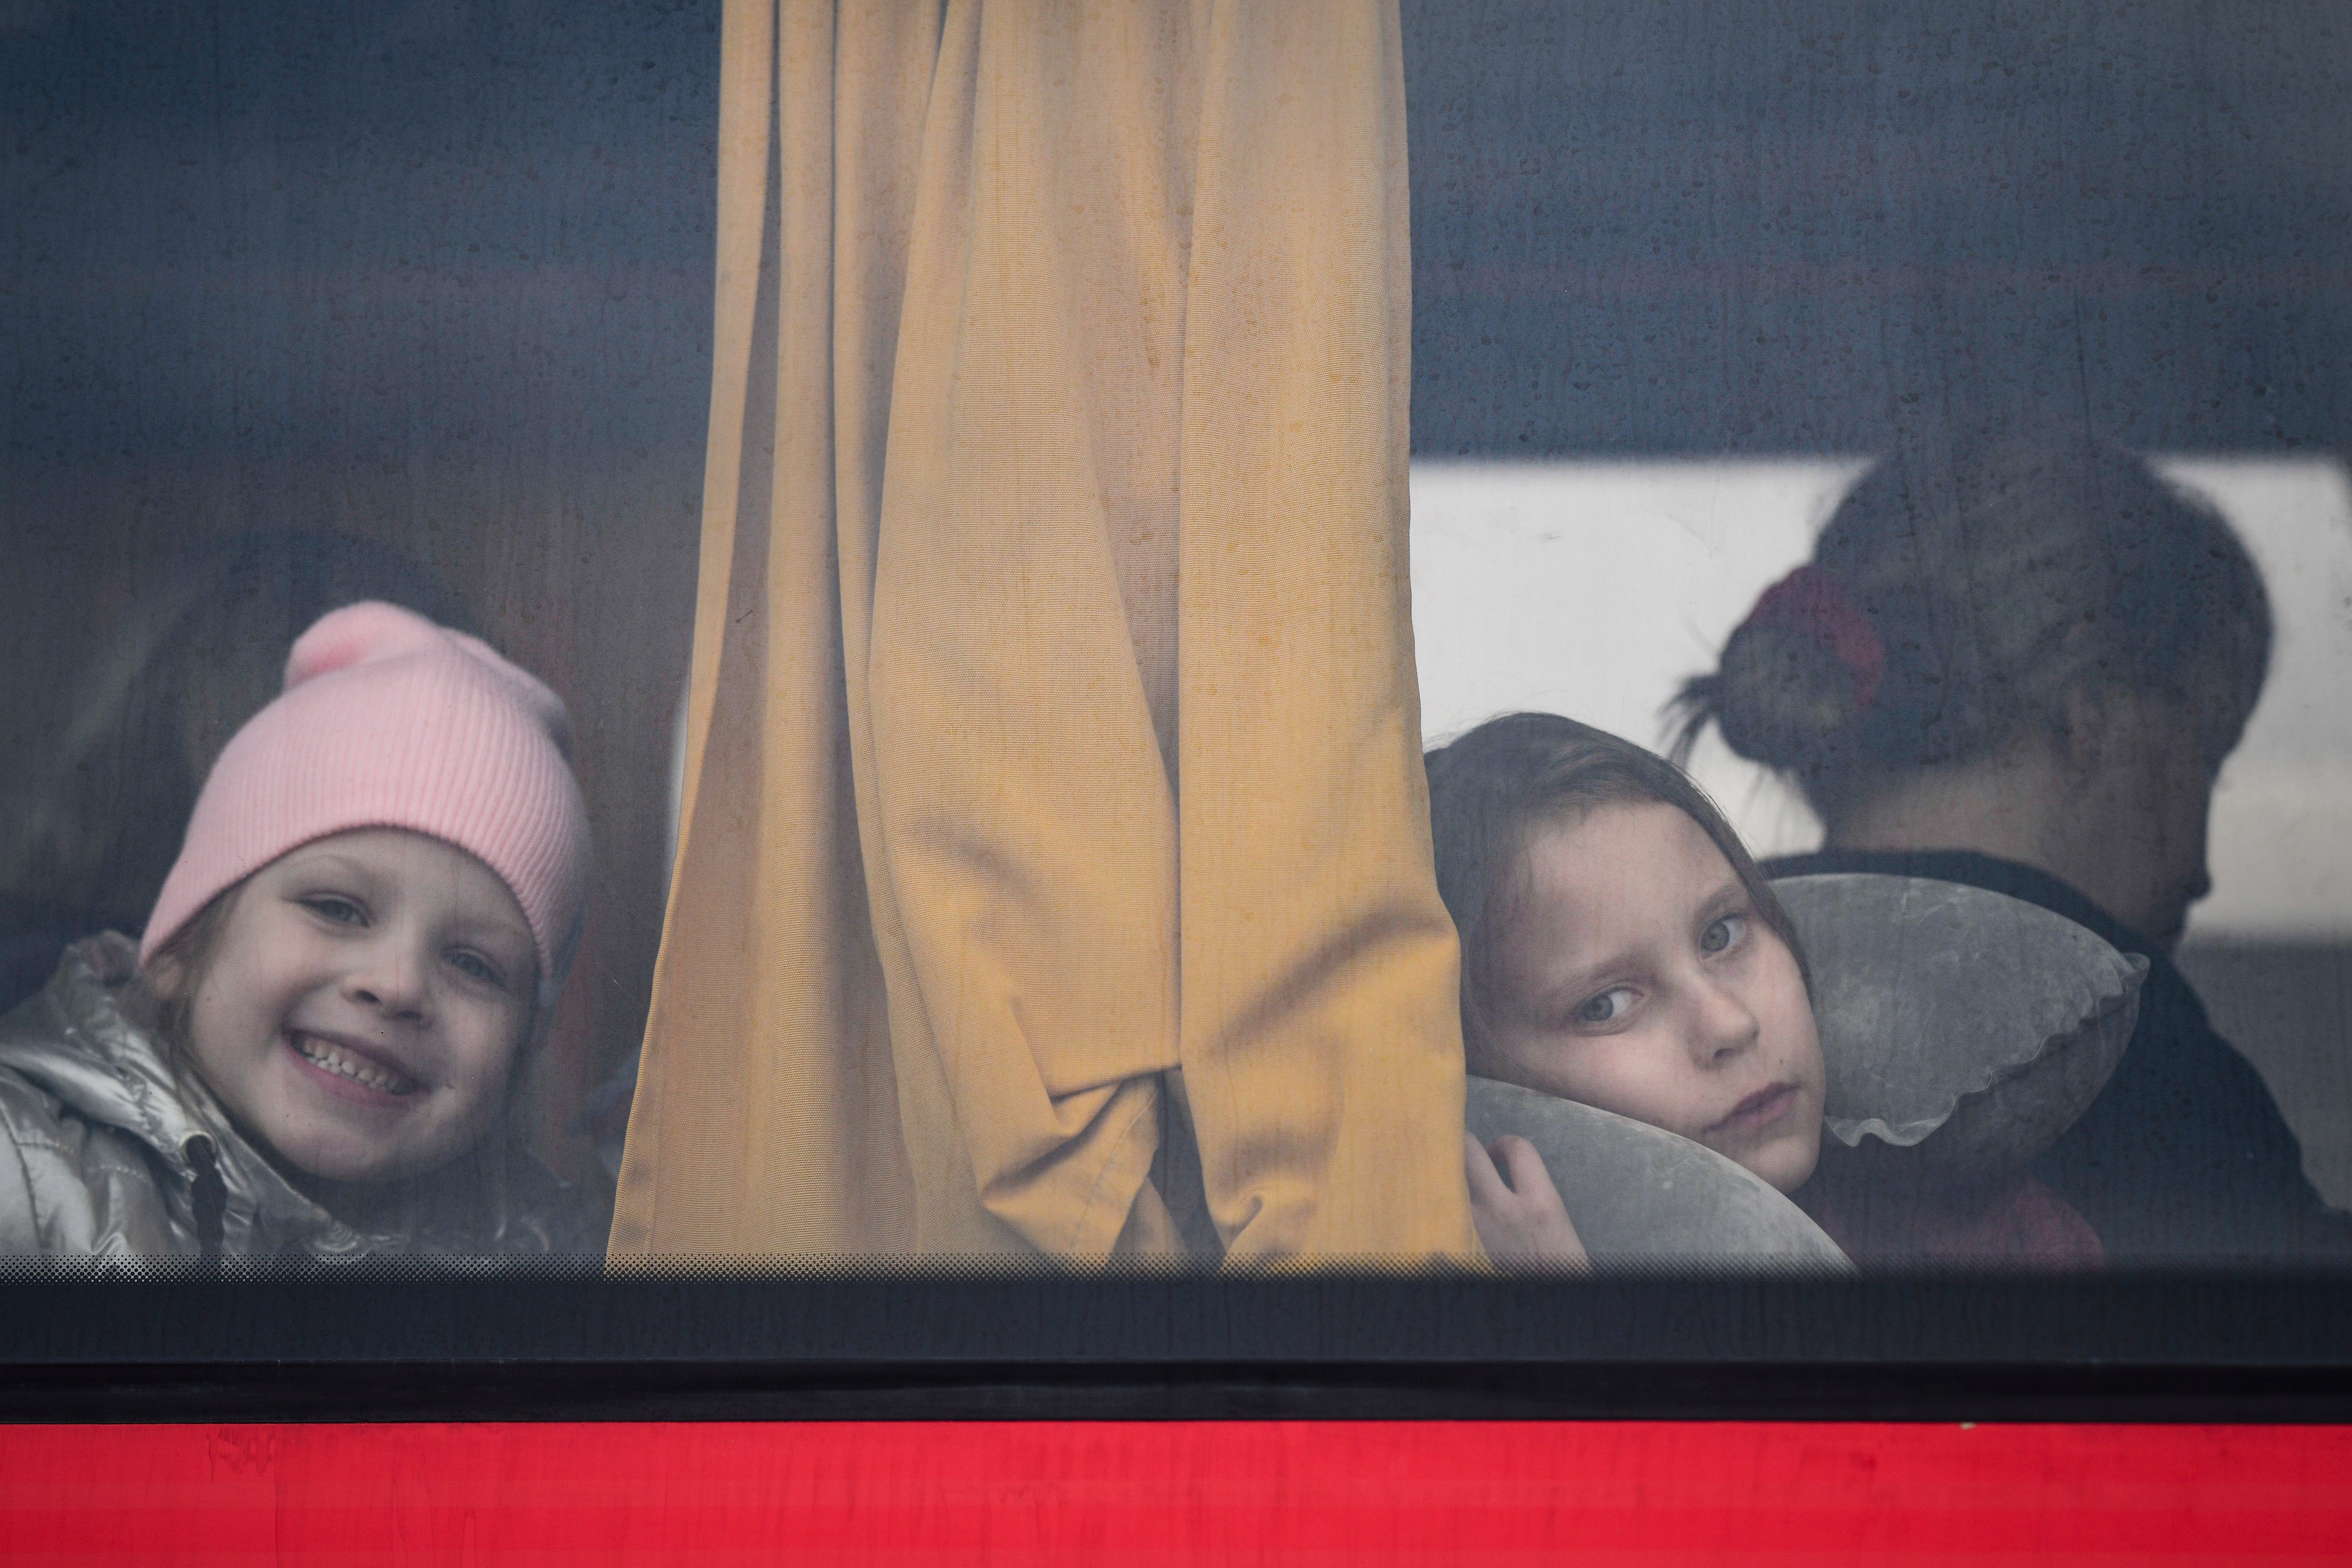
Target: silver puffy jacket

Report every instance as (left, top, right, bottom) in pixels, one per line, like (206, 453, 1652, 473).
(0, 935, 607, 1262)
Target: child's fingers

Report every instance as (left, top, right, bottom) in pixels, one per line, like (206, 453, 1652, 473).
(1463, 1131, 1510, 1205)
(1486, 1135, 1555, 1202)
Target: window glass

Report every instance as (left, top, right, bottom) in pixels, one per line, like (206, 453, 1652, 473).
(3, 0, 2349, 1347)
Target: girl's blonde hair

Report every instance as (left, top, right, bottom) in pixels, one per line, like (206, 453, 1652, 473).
(121, 885, 242, 1091)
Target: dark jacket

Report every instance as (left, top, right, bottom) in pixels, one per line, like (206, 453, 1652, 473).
(1767, 848, 2352, 1265)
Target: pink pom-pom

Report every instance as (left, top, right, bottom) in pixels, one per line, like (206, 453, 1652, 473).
(283, 601, 452, 691)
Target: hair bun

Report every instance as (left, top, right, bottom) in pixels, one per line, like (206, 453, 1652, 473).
(1712, 618, 1867, 768)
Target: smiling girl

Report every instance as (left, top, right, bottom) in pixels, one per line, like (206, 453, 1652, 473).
(0, 602, 599, 1260)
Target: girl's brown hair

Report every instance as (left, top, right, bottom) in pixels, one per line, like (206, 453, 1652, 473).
(1425, 712, 1808, 1064)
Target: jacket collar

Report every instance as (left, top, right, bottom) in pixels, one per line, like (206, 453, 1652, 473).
(2, 935, 597, 1260)
(0, 934, 219, 1167)
(0, 934, 375, 1256)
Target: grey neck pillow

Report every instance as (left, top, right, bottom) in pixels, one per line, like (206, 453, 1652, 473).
(1775, 873, 2147, 1185)
(1463, 1078, 1856, 1272)
(1464, 874, 2146, 1271)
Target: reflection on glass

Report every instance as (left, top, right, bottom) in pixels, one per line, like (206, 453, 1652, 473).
(4, 1, 2349, 1284)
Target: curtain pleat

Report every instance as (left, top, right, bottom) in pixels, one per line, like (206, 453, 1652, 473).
(611, 0, 1479, 1265)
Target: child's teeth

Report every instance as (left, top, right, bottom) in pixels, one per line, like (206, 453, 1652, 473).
(294, 1034, 418, 1094)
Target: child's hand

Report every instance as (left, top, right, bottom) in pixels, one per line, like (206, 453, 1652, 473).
(1465, 1133, 1590, 1273)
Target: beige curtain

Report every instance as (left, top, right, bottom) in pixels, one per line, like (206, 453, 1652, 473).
(609, 0, 1479, 1264)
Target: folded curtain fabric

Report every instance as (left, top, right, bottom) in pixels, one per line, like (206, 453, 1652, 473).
(610, 0, 1478, 1264)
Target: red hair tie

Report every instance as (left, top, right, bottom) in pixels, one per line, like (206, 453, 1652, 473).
(1740, 565, 1886, 710)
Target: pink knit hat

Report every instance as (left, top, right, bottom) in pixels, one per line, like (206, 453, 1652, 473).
(141, 602, 592, 1001)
